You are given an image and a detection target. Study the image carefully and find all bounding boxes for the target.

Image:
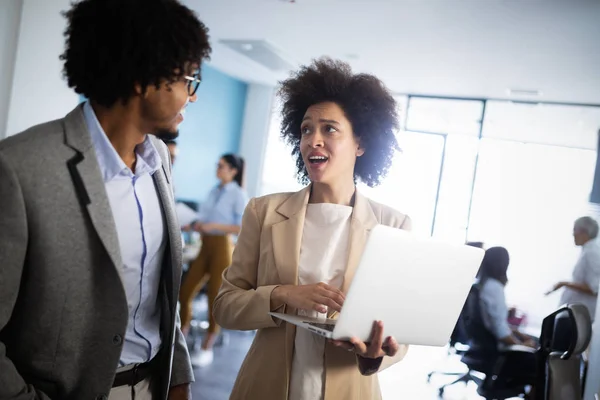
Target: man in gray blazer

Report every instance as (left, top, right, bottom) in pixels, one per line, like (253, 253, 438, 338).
(0, 0, 211, 399)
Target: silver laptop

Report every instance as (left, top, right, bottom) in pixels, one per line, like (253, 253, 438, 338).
(269, 224, 484, 346)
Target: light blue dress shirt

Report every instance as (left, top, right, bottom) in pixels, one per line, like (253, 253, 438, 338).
(197, 181, 248, 235)
(83, 102, 165, 366)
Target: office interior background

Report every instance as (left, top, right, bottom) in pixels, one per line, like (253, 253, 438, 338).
(1, 0, 600, 399)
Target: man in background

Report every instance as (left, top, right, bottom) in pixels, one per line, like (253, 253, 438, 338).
(0, 0, 211, 399)
(547, 216, 600, 321)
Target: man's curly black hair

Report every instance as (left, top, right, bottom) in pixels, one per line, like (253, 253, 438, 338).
(278, 58, 400, 188)
(60, 0, 211, 107)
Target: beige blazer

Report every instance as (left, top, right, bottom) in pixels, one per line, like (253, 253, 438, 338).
(213, 186, 412, 400)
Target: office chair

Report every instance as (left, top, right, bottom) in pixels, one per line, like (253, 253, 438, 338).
(534, 303, 592, 400)
(427, 296, 478, 392)
(434, 284, 534, 399)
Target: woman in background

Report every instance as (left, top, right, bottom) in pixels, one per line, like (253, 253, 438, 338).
(478, 246, 537, 396)
(479, 246, 536, 347)
(179, 153, 248, 367)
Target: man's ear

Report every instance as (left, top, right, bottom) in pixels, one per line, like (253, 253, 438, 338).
(133, 83, 153, 98)
(133, 83, 144, 96)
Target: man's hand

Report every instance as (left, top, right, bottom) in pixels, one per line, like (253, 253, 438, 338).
(545, 281, 567, 295)
(168, 383, 191, 400)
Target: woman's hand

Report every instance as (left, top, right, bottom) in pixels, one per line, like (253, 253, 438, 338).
(200, 222, 218, 232)
(272, 283, 345, 313)
(330, 320, 399, 359)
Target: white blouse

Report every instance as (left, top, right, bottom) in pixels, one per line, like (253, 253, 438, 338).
(288, 203, 353, 400)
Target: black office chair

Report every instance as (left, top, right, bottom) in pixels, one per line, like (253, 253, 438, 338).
(534, 303, 592, 400)
(434, 285, 535, 399)
(427, 295, 479, 393)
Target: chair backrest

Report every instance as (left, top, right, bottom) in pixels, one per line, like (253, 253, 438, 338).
(463, 284, 498, 353)
(537, 303, 592, 400)
(458, 284, 499, 373)
(449, 304, 469, 347)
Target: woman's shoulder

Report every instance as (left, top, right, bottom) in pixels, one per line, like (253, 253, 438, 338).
(251, 191, 297, 210)
(481, 278, 505, 293)
(364, 196, 411, 229)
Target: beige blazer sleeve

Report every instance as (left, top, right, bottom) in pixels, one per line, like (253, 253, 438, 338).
(213, 198, 285, 330)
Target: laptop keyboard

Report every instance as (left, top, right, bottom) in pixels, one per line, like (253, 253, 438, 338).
(306, 322, 336, 332)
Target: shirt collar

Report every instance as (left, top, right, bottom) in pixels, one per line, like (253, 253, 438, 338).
(83, 101, 162, 182)
(582, 239, 596, 250)
(218, 181, 238, 191)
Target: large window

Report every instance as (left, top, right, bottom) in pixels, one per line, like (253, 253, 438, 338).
(258, 95, 600, 327)
(465, 101, 600, 326)
(259, 109, 303, 196)
(467, 139, 596, 324)
(358, 131, 444, 237)
(404, 97, 484, 240)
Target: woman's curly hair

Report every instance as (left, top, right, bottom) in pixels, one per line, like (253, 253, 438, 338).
(278, 58, 400, 187)
(60, 0, 211, 107)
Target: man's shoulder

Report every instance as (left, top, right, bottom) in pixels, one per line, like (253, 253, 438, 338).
(0, 118, 66, 164)
(1, 118, 65, 151)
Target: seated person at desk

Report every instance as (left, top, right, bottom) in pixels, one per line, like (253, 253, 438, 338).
(478, 247, 537, 391)
(479, 247, 536, 348)
(179, 154, 248, 366)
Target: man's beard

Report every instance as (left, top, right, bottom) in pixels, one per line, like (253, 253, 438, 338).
(154, 130, 179, 141)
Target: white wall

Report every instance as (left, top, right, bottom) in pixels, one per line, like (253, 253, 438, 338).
(237, 84, 275, 198)
(5, 0, 78, 137)
(0, 0, 23, 138)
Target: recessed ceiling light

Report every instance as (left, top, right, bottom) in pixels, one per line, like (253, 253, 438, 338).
(241, 43, 254, 51)
(507, 88, 542, 97)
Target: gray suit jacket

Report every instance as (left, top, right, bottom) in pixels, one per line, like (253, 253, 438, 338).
(0, 105, 193, 400)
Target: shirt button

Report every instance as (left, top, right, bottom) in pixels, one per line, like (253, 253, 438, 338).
(112, 334, 122, 345)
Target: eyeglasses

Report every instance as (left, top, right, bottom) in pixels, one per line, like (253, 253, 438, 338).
(184, 73, 202, 97)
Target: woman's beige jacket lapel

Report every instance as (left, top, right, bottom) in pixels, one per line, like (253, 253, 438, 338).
(214, 185, 411, 400)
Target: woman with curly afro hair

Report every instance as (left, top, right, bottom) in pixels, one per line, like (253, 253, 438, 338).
(214, 58, 412, 400)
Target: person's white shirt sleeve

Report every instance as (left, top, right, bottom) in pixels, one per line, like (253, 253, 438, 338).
(480, 279, 512, 339)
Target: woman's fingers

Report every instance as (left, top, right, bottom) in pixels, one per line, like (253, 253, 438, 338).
(383, 336, 399, 357)
(368, 321, 384, 357)
(311, 301, 328, 313)
(330, 340, 354, 351)
(313, 295, 343, 312)
(317, 284, 345, 302)
(349, 337, 368, 354)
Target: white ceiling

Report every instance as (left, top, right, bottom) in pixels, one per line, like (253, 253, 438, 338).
(184, 0, 600, 104)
